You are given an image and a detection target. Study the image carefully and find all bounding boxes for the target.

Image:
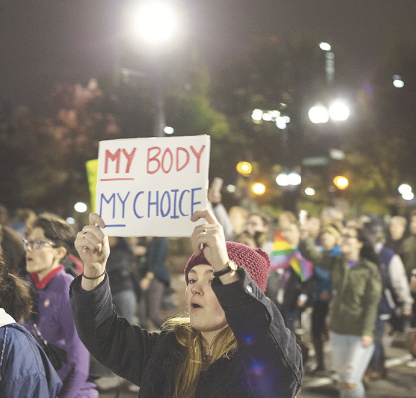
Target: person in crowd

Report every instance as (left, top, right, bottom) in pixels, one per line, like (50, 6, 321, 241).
(309, 224, 340, 373)
(278, 210, 298, 231)
(245, 211, 274, 255)
(305, 216, 322, 244)
(0, 253, 62, 396)
(8, 207, 37, 238)
(23, 213, 97, 398)
(207, 178, 248, 242)
(400, 210, 416, 367)
(366, 230, 413, 379)
(70, 210, 303, 397)
(300, 225, 382, 398)
(385, 216, 407, 254)
(137, 236, 171, 330)
(107, 236, 137, 324)
(0, 222, 26, 276)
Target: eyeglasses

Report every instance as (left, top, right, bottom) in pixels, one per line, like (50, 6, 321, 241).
(23, 239, 56, 250)
(341, 234, 357, 239)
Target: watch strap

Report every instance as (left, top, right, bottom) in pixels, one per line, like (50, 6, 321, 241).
(213, 265, 232, 278)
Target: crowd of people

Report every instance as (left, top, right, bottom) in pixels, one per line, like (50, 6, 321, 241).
(0, 193, 415, 397)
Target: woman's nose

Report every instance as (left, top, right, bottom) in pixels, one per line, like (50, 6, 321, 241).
(191, 283, 203, 295)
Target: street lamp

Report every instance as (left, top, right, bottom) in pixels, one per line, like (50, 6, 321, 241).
(129, 1, 177, 137)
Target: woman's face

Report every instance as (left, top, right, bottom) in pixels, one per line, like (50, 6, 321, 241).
(25, 227, 60, 280)
(340, 227, 363, 256)
(185, 264, 227, 338)
(282, 223, 300, 246)
(321, 232, 337, 251)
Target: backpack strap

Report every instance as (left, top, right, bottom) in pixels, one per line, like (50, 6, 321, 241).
(0, 326, 8, 382)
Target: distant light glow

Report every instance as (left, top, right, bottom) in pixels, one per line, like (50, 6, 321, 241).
(288, 172, 301, 186)
(319, 42, 332, 51)
(131, 2, 176, 44)
(329, 100, 350, 121)
(244, 335, 254, 344)
(276, 173, 289, 187)
(398, 184, 412, 194)
(262, 113, 272, 121)
(74, 202, 88, 213)
(226, 184, 236, 193)
(308, 104, 329, 124)
(305, 187, 316, 196)
(251, 109, 263, 121)
(333, 176, 349, 189)
(402, 191, 414, 201)
(251, 183, 266, 195)
(164, 126, 174, 134)
(393, 79, 404, 88)
(249, 361, 265, 375)
(66, 217, 76, 225)
(276, 116, 287, 129)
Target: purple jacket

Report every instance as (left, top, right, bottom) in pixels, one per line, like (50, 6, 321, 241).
(24, 268, 97, 398)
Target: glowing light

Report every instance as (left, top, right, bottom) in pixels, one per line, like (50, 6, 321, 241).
(226, 184, 236, 193)
(393, 75, 404, 88)
(131, 2, 176, 44)
(236, 161, 252, 176)
(74, 202, 88, 213)
(402, 191, 414, 201)
(251, 109, 263, 121)
(164, 126, 174, 134)
(329, 100, 350, 121)
(66, 217, 75, 225)
(249, 361, 265, 375)
(319, 42, 332, 51)
(262, 113, 272, 121)
(398, 184, 412, 194)
(288, 172, 301, 186)
(244, 335, 254, 344)
(251, 183, 266, 195)
(305, 187, 316, 196)
(333, 176, 349, 190)
(308, 104, 329, 124)
(276, 173, 289, 187)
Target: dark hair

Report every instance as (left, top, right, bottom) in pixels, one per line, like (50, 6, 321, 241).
(354, 227, 380, 266)
(32, 213, 75, 254)
(0, 254, 32, 321)
(248, 211, 271, 227)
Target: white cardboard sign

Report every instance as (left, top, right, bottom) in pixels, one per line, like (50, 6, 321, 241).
(95, 135, 210, 237)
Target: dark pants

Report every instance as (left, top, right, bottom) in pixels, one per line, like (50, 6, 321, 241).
(311, 300, 329, 370)
(369, 317, 387, 371)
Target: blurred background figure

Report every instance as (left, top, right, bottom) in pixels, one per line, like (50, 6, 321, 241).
(207, 177, 248, 242)
(137, 237, 171, 330)
(0, 253, 63, 397)
(23, 213, 97, 398)
(245, 211, 273, 255)
(300, 226, 382, 398)
(107, 236, 138, 324)
(309, 224, 340, 373)
(306, 216, 322, 245)
(0, 208, 26, 277)
(400, 210, 416, 367)
(385, 216, 407, 254)
(366, 228, 413, 379)
(8, 208, 37, 238)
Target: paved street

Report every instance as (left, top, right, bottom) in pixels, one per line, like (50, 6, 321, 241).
(96, 274, 416, 397)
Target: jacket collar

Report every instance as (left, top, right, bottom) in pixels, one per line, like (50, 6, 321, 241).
(31, 265, 64, 289)
(0, 308, 16, 327)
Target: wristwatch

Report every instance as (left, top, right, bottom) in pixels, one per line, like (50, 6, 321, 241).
(213, 260, 238, 277)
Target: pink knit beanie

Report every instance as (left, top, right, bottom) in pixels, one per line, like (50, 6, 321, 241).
(184, 242, 271, 292)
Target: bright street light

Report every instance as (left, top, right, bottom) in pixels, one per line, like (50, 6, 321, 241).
(288, 172, 301, 186)
(308, 104, 329, 124)
(393, 75, 404, 88)
(398, 184, 412, 194)
(131, 2, 176, 45)
(329, 100, 350, 121)
(402, 191, 414, 201)
(251, 183, 266, 195)
(305, 187, 316, 196)
(319, 42, 332, 51)
(276, 172, 300, 187)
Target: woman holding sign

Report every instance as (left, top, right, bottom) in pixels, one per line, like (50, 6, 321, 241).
(70, 210, 302, 398)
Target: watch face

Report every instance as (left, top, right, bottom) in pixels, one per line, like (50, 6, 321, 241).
(229, 260, 238, 271)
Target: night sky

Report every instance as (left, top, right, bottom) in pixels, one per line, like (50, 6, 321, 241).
(1, 0, 416, 107)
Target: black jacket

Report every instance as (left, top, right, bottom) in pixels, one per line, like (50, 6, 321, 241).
(70, 268, 302, 397)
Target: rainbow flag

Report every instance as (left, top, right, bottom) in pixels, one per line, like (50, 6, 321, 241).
(270, 231, 313, 281)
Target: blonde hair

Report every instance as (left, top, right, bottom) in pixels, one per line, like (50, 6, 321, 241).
(162, 317, 238, 398)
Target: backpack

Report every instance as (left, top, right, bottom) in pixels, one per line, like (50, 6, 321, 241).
(378, 246, 397, 316)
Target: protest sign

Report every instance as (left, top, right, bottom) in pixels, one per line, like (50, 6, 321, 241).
(95, 135, 210, 237)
